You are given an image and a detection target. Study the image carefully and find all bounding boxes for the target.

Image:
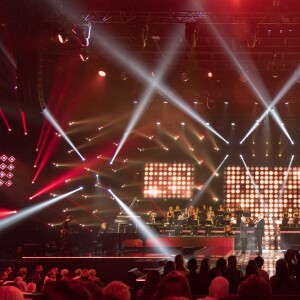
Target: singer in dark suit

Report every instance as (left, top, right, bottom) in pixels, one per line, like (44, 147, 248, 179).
(254, 213, 265, 255)
(240, 216, 248, 254)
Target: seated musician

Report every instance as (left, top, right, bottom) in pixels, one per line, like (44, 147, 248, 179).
(223, 214, 233, 236)
(149, 210, 157, 224)
(218, 204, 224, 212)
(207, 206, 215, 219)
(167, 206, 175, 225)
(282, 214, 289, 227)
(174, 206, 182, 224)
(205, 213, 214, 236)
(293, 214, 299, 226)
(182, 207, 189, 220)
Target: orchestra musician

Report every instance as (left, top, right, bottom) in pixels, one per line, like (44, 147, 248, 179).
(294, 214, 299, 227)
(282, 211, 289, 227)
(205, 212, 214, 236)
(206, 206, 215, 221)
(149, 210, 157, 224)
(223, 214, 233, 236)
(174, 206, 182, 223)
(167, 206, 175, 225)
(182, 208, 189, 220)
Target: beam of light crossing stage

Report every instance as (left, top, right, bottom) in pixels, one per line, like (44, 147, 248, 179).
(92, 32, 229, 146)
(240, 66, 300, 144)
(0, 40, 16, 69)
(47, 0, 229, 145)
(0, 187, 82, 233)
(278, 155, 294, 202)
(43, 108, 85, 161)
(239, 155, 262, 202)
(108, 189, 170, 256)
(205, 20, 293, 144)
(191, 155, 229, 206)
(110, 29, 184, 164)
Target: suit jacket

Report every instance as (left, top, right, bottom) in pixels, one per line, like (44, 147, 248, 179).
(254, 218, 265, 237)
(240, 221, 248, 238)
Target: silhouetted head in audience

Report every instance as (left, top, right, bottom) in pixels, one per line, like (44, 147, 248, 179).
(238, 274, 271, 300)
(199, 258, 210, 273)
(227, 255, 238, 270)
(151, 271, 191, 300)
(141, 270, 161, 296)
(254, 256, 264, 269)
(209, 267, 221, 282)
(187, 258, 198, 273)
(216, 257, 227, 275)
(0, 286, 24, 300)
(245, 260, 258, 277)
(275, 258, 290, 283)
(163, 260, 176, 277)
(208, 276, 229, 299)
(40, 280, 92, 300)
(103, 281, 130, 300)
(175, 254, 187, 271)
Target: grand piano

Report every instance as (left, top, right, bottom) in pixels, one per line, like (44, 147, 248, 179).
(114, 215, 141, 233)
(96, 215, 146, 255)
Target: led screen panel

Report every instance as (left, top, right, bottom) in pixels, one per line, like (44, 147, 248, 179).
(143, 162, 194, 199)
(224, 166, 300, 239)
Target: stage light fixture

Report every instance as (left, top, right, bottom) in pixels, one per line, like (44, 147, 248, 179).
(120, 71, 128, 81)
(79, 48, 89, 62)
(98, 69, 106, 77)
(185, 23, 198, 48)
(181, 72, 189, 82)
(57, 32, 68, 44)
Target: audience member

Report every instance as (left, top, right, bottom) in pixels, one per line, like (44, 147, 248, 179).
(225, 255, 243, 294)
(175, 255, 189, 276)
(253, 256, 269, 281)
(73, 269, 82, 280)
(244, 260, 258, 278)
(14, 276, 27, 292)
(162, 261, 176, 278)
(88, 269, 105, 287)
(40, 280, 92, 300)
(238, 274, 271, 300)
(208, 267, 221, 284)
(60, 269, 70, 281)
(284, 249, 296, 276)
(187, 258, 200, 295)
(269, 258, 296, 295)
(3, 267, 14, 281)
(80, 269, 90, 281)
(137, 269, 161, 298)
(0, 272, 8, 286)
(27, 272, 42, 293)
(0, 285, 24, 300)
(151, 271, 191, 300)
(198, 258, 210, 295)
(103, 281, 130, 300)
(216, 257, 227, 277)
(197, 276, 229, 300)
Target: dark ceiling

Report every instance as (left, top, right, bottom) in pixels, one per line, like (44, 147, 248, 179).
(0, 0, 300, 242)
